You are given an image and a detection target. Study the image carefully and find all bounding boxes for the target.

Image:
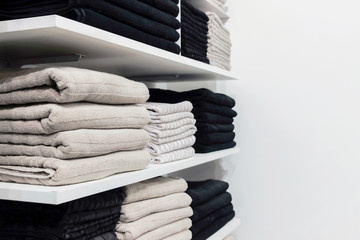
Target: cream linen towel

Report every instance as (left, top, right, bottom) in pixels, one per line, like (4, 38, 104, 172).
(0, 150, 150, 186)
(150, 112, 194, 124)
(0, 67, 149, 105)
(0, 129, 149, 159)
(136, 218, 192, 240)
(144, 118, 196, 131)
(146, 136, 196, 156)
(146, 124, 196, 139)
(163, 230, 192, 240)
(122, 176, 187, 204)
(223, 236, 236, 240)
(151, 147, 195, 164)
(139, 101, 193, 116)
(150, 128, 196, 144)
(120, 192, 192, 222)
(0, 103, 150, 134)
(115, 207, 193, 240)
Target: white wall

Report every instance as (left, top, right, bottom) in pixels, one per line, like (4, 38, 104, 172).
(222, 0, 360, 239)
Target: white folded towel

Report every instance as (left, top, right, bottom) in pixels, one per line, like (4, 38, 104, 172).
(146, 136, 196, 156)
(151, 147, 195, 164)
(150, 128, 196, 145)
(145, 118, 196, 131)
(150, 112, 194, 124)
(147, 125, 197, 139)
(139, 101, 193, 116)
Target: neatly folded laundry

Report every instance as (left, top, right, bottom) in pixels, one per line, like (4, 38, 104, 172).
(195, 132, 235, 145)
(150, 112, 194, 123)
(192, 101, 237, 117)
(138, 0, 179, 17)
(0, 103, 150, 134)
(146, 124, 197, 139)
(145, 118, 196, 131)
(195, 123, 235, 133)
(140, 101, 193, 116)
(186, 179, 229, 206)
(151, 147, 195, 163)
(191, 192, 232, 221)
(193, 141, 236, 153)
(0, 150, 150, 186)
(91, 232, 118, 240)
(163, 230, 192, 240)
(181, 0, 209, 21)
(122, 177, 188, 204)
(0, 129, 149, 159)
(194, 112, 234, 124)
(181, 48, 210, 63)
(0, 67, 149, 105)
(146, 135, 195, 156)
(150, 128, 196, 144)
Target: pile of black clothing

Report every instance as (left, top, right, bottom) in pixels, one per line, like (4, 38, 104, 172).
(149, 88, 237, 153)
(0, 0, 181, 54)
(186, 179, 235, 240)
(0, 188, 124, 240)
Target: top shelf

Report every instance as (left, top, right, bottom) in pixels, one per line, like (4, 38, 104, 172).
(0, 15, 236, 81)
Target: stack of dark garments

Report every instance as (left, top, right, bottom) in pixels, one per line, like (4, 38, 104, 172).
(148, 88, 237, 153)
(186, 179, 235, 240)
(181, 0, 210, 63)
(0, 188, 124, 240)
(0, 0, 181, 54)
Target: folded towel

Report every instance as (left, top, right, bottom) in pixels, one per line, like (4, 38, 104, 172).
(193, 140, 236, 153)
(120, 192, 192, 222)
(0, 150, 150, 186)
(146, 136, 196, 156)
(139, 101, 193, 116)
(136, 218, 192, 240)
(191, 192, 232, 221)
(0, 129, 149, 159)
(151, 147, 195, 163)
(195, 132, 235, 145)
(163, 230, 192, 240)
(0, 103, 150, 134)
(0, 67, 149, 105)
(194, 112, 234, 124)
(145, 118, 196, 131)
(116, 207, 193, 240)
(123, 176, 187, 204)
(146, 124, 197, 139)
(192, 101, 237, 117)
(196, 123, 235, 133)
(91, 232, 118, 240)
(138, 0, 179, 17)
(150, 128, 196, 144)
(186, 179, 229, 206)
(150, 112, 194, 123)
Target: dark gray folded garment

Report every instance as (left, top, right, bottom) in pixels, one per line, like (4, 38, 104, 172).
(195, 132, 235, 145)
(186, 179, 229, 206)
(138, 0, 179, 17)
(195, 123, 235, 133)
(193, 141, 236, 153)
(194, 112, 234, 124)
(192, 101, 237, 117)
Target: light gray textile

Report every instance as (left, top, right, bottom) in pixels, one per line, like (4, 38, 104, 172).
(115, 207, 193, 240)
(144, 118, 196, 131)
(163, 230, 192, 240)
(147, 125, 197, 139)
(223, 236, 236, 240)
(150, 128, 196, 144)
(139, 101, 193, 116)
(0, 67, 149, 105)
(150, 112, 194, 124)
(0, 150, 150, 186)
(151, 147, 195, 164)
(0, 103, 150, 134)
(122, 176, 188, 204)
(146, 136, 196, 156)
(136, 218, 192, 240)
(0, 129, 149, 159)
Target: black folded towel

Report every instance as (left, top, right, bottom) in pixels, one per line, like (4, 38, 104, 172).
(138, 0, 179, 17)
(192, 101, 237, 117)
(91, 232, 117, 240)
(195, 132, 236, 145)
(186, 179, 229, 206)
(195, 123, 235, 133)
(181, 47, 210, 64)
(193, 141, 237, 153)
(181, 0, 209, 21)
(194, 112, 234, 124)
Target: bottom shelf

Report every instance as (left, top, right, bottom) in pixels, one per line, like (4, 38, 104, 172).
(207, 218, 241, 240)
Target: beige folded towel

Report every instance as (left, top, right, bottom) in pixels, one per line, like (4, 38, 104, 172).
(0, 67, 149, 105)
(115, 207, 193, 240)
(123, 177, 187, 204)
(0, 150, 150, 186)
(144, 118, 196, 131)
(151, 147, 195, 164)
(139, 101, 193, 116)
(150, 112, 194, 124)
(146, 136, 196, 156)
(147, 125, 197, 139)
(0, 129, 149, 159)
(136, 218, 192, 240)
(0, 103, 150, 134)
(163, 230, 192, 240)
(150, 128, 196, 144)
(120, 192, 192, 222)
(223, 236, 236, 240)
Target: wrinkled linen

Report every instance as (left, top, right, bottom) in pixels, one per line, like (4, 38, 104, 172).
(122, 177, 188, 204)
(0, 67, 149, 105)
(151, 147, 195, 163)
(0, 129, 149, 159)
(186, 179, 229, 206)
(163, 230, 192, 240)
(0, 103, 150, 134)
(146, 124, 196, 139)
(146, 135, 195, 156)
(150, 128, 196, 144)
(0, 150, 150, 186)
(139, 101, 193, 116)
(144, 118, 196, 131)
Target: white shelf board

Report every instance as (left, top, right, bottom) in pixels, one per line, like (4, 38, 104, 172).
(189, 0, 229, 23)
(207, 218, 241, 240)
(0, 147, 239, 205)
(0, 15, 236, 81)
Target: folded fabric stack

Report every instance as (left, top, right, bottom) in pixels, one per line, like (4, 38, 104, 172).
(209, 0, 228, 11)
(148, 88, 237, 153)
(181, 0, 210, 63)
(206, 11, 232, 70)
(138, 101, 196, 163)
(186, 179, 235, 240)
(0, 67, 151, 186)
(0, 187, 124, 239)
(116, 176, 193, 240)
(0, 0, 181, 54)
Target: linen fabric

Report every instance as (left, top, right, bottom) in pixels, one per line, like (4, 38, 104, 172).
(0, 150, 150, 186)
(195, 123, 235, 133)
(163, 230, 192, 240)
(145, 118, 196, 131)
(195, 132, 235, 145)
(146, 135, 195, 156)
(193, 141, 236, 153)
(0, 67, 149, 105)
(186, 179, 229, 206)
(0, 103, 150, 134)
(139, 101, 193, 116)
(122, 176, 188, 204)
(151, 147, 195, 164)
(191, 192, 232, 221)
(0, 129, 149, 159)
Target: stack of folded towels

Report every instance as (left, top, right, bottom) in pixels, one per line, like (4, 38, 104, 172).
(206, 11, 232, 70)
(0, 187, 124, 240)
(0, 0, 181, 54)
(148, 88, 237, 153)
(138, 101, 196, 163)
(116, 176, 193, 240)
(181, 0, 210, 63)
(209, 0, 228, 11)
(0, 66, 152, 186)
(186, 179, 235, 240)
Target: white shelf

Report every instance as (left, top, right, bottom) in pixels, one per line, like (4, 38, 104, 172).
(189, 0, 229, 23)
(207, 218, 241, 240)
(0, 147, 239, 205)
(0, 15, 236, 81)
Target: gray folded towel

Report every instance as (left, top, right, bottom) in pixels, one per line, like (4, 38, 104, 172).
(0, 150, 150, 186)
(0, 67, 149, 105)
(0, 129, 149, 159)
(0, 103, 150, 134)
